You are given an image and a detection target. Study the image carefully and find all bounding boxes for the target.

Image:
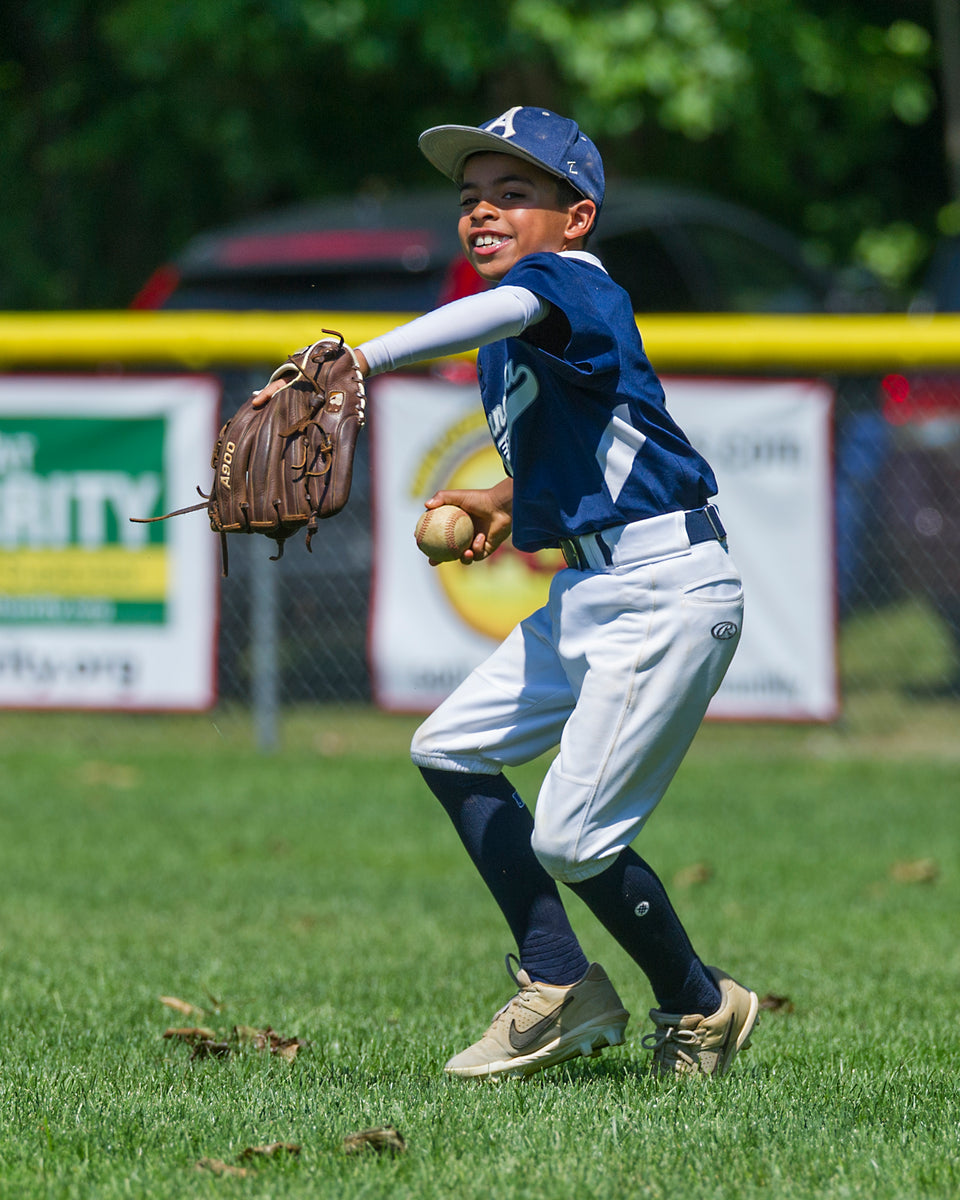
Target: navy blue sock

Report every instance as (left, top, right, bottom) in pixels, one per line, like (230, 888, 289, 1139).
(569, 847, 721, 1015)
(419, 767, 589, 985)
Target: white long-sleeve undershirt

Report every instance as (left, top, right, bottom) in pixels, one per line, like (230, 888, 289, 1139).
(356, 285, 549, 377)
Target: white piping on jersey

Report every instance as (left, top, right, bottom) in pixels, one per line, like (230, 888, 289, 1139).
(596, 403, 647, 502)
(504, 361, 540, 438)
(558, 249, 608, 273)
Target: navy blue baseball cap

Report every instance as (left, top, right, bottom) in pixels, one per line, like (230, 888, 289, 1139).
(419, 106, 605, 209)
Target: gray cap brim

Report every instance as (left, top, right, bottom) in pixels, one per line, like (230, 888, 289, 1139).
(418, 124, 575, 191)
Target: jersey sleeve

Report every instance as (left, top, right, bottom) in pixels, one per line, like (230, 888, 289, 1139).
(356, 286, 549, 376)
(498, 254, 622, 385)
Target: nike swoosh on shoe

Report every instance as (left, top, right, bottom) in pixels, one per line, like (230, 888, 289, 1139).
(508, 994, 575, 1052)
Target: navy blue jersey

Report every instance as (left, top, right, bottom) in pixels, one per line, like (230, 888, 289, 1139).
(477, 252, 717, 552)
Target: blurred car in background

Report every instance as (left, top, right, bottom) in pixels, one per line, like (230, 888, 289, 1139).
(132, 183, 879, 316)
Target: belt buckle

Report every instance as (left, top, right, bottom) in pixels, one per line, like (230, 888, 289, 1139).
(560, 537, 583, 569)
(703, 505, 726, 542)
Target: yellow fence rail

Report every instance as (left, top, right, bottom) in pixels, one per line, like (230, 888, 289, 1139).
(2, 312, 960, 371)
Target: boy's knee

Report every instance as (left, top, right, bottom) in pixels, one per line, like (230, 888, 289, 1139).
(530, 820, 616, 885)
(410, 714, 497, 776)
(408, 720, 458, 768)
(410, 717, 438, 765)
(410, 712, 458, 768)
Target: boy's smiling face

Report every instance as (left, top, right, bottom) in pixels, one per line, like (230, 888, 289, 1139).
(458, 152, 596, 284)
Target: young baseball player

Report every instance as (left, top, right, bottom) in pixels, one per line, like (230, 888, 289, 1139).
(350, 106, 759, 1079)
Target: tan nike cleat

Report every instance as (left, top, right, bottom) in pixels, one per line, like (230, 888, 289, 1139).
(444, 959, 630, 1079)
(642, 966, 759, 1079)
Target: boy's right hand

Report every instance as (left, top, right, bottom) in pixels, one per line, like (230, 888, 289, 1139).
(424, 479, 513, 564)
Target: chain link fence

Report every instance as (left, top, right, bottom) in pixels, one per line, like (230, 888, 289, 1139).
(210, 367, 960, 737)
(215, 369, 374, 708)
(836, 371, 960, 693)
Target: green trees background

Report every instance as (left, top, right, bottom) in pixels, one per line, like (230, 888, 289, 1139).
(0, 0, 954, 309)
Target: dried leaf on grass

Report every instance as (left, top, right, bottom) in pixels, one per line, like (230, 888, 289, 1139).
(233, 1025, 309, 1061)
(162, 1009, 307, 1064)
(240, 1142, 301, 1161)
(343, 1126, 406, 1155)
(159, 995, 205, 1017)
(758, 993, 795, 1013)
(672, 862, 713, 888)
(890, 858, 939, 884)
(272, 1037, 309, 1062)
(163, 1026, 217, 1042)
(195, 1158, 248, 1178)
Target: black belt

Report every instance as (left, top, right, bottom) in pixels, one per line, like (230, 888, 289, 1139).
(560, 505, 726, 571)
(685, 504, 726, 545)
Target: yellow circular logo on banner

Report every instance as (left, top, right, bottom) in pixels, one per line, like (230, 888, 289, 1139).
(426, 440, 563, 643)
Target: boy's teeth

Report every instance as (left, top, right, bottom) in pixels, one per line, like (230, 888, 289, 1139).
(476, 234, 505, 247)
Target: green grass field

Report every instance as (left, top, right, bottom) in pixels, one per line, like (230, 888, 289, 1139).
(1, 706, 958, 1199)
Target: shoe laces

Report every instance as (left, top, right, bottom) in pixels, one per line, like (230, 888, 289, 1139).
(505, 953, 524, 988)
(485, 954, 537, 1028)
(641, 1015, 702, 1066)
(503, 953, 538, 1001)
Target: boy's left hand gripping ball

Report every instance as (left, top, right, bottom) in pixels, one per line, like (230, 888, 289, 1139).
(415, 505, 475, 562)
(130, 331, 366, 576)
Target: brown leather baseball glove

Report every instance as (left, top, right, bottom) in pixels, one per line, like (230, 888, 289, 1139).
(132, 331, 366, 575)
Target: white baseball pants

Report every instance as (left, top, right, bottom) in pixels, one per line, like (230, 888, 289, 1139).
(411, 509, 744, 883)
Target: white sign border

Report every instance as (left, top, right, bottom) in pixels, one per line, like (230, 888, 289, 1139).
(0, 373, 221, 712)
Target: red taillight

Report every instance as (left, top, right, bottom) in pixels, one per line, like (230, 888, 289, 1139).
(882, 373, 960, 424)
(130, 264, 182, 309)
(220, 230, 438, 267)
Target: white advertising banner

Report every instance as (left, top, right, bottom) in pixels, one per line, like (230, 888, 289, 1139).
(370, 374, 837, 721)
(0, 375, 220, 710)
(667, 378, 837, 720)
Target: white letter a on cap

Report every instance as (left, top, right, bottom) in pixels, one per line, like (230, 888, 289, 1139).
(483, 106, 522, 139)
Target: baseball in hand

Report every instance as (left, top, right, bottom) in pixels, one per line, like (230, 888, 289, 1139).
(414, 504, 475, 562)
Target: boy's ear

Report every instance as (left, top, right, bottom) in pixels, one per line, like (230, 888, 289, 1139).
(565, 198, 598, 244)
